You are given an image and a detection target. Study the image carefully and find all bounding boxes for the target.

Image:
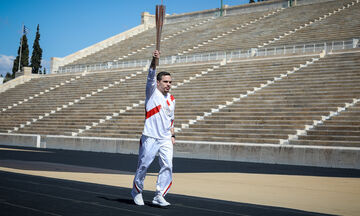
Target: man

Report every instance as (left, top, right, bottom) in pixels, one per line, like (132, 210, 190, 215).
(131, 50, 176, 207)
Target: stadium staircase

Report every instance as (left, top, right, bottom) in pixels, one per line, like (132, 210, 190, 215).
(81, 55, 312, 138)
(61, 0, 359, 68)
(1, 0, 359, 168)
(67, 17, 216, 65)
(178, 51, 360, 146)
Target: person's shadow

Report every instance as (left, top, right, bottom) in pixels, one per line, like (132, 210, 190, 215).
(98, 196, 170, 208)
(98, 196, 134, 205)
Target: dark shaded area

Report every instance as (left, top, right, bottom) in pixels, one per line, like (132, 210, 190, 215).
(0, 171, 335, 216)
(0, 145, 359, 177)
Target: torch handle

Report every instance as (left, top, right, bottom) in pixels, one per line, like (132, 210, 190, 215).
(155, 4, 165, 66)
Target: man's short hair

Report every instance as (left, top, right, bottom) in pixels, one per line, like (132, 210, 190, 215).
(157, 71, 171, 81)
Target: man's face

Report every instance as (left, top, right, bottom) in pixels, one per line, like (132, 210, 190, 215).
(157, 75, 172, 95)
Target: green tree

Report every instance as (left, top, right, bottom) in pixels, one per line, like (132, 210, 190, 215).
(4, 72, 13, 83)
(30, 24, 42, 74)
(249, 0, 255, 3)
(12, 34, 30, 78)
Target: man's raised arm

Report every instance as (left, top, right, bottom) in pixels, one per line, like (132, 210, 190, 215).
(146, 50, 160, 100)
(150, 50, 160, 70)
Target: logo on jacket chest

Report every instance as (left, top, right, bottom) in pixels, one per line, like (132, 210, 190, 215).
(164, 99, 174, 117)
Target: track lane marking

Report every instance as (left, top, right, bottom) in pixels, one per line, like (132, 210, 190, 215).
(0, 200, 62, 216)
(2, 176, 245, 216)
(0, 185, 159, 216)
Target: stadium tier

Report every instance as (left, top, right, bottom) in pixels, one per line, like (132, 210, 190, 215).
(178, 0, 358, 55)
(1, 50, 360, 146)
(60, 0, 359, 68)
(267, 0, 360, 47)
(1, 0, 360, 167)
(81, 55, 313, 138)
(66, 17, 216, 66)
(178, 51, 360, 146)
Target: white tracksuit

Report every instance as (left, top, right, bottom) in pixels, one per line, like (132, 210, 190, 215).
(132, 67, 175, 197)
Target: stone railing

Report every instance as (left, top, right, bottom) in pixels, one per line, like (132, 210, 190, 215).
(57, 38, 358, 73)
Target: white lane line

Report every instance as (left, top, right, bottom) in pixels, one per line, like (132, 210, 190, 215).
(0, 200, 62, 216)
(0, 185, 158, 216)
(4, 177, 245, 216)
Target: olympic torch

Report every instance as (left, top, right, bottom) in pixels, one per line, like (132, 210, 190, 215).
(155, 3, 165, 66)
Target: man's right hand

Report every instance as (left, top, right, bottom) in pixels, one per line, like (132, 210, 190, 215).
(151, 50, 160, 69)
(153, 50, 160, 59)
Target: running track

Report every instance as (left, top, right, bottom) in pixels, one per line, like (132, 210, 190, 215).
(1, 145, 359, 216)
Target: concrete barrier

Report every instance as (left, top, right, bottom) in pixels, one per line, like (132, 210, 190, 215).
(0, 133, 359, 169)
(174, 140, 360, 169)
(0, 133, 40, 148)
(43, 135, 139, 155)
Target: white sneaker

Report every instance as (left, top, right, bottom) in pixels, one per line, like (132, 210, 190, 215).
(152, 195, 170, 207)
(132, 192, 144, 206)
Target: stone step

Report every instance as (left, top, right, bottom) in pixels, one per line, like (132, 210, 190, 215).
(18, 129, 73, 135)
(314, 125, 360, 131)
(289, 139, 360, 147)
(176, 135, 280, 144)
(189, 123, 304, 130)
(297, 134, 360, 142)
(200, 119, 313, 125)
(203, 115, 322, 121)
(179, 131, 287, 139)
(221, 107, 340, 112)
(183, 127, 295, 135)
(80, 132, 140, 139)
(307, 130, 360, 136)
(210, 111, 329, 116)
(324, 120, 360, 126)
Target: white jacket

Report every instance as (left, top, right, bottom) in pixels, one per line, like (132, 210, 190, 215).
(142, 68, 175, 139)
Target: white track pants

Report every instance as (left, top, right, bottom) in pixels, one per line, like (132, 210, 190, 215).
(132, 135, 173, 197)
